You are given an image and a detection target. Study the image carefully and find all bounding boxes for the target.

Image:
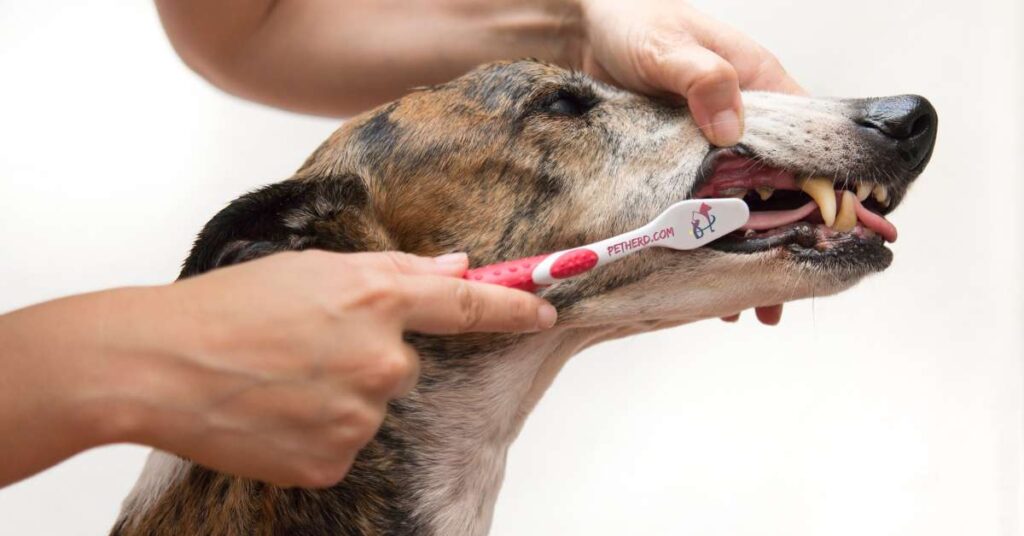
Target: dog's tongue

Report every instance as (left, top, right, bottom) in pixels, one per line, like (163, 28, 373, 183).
(852, 200, 898, 242)
(742, 197, 898, 242)
(743, 201, 819, 230)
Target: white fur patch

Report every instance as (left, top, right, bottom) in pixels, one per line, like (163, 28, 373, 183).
(414, 330, 610, 536)
(116, 450, 188, 527)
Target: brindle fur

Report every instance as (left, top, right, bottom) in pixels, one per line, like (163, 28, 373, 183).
(113, 60, 934, 535)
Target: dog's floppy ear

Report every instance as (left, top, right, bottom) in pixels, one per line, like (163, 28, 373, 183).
(180, 174, 376, 279)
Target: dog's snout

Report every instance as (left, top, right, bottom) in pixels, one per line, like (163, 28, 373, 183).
(857, 95, 938, 169)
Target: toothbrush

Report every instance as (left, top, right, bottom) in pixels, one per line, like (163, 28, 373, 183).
(464, 198, 750, 292)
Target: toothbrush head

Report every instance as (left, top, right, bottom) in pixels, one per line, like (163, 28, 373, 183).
(649, 198, 750, 250)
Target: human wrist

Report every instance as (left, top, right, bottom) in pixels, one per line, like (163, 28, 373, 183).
(0, 288, 160, 457)
(66, 285, 197, 449)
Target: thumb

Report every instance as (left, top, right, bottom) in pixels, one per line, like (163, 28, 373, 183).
(641, 43, 744, 147)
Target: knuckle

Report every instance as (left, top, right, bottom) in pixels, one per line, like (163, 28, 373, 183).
(381, 251, 415, 273)
(298, 462, 350, 489)
(324, 398, 359, 423)
(353, 271, 405, 311)
(349, 414, 381, 445)
(695, 60, 739, 89)
(454, 282, 486, 332)
(344, 405, 384, 444)
(323, 425, 356, 451)
(365, 349, 415, 394)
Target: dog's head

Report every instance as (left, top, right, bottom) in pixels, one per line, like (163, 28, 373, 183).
(185, 59, 936, 331)
(148, 58, 940, 536)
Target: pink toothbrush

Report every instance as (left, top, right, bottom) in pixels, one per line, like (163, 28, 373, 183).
(464, 198, 750, 292)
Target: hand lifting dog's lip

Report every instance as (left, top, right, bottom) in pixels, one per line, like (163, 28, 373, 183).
(115, 60, 937, 536)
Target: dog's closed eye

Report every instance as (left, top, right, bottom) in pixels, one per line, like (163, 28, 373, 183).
(540, 88, 597, 117)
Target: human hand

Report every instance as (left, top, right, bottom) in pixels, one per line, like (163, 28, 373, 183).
(106, 250, 555, 488)
(578, 0, 801, 323)
(578, 0, 805, 147)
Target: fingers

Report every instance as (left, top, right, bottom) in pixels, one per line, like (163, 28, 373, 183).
(399, 276, 557, 334)
(754, 304, 783, 326)
(635, 39, 743, 146)
(720, 304, 783, 325)
(337, 250, 557, 333)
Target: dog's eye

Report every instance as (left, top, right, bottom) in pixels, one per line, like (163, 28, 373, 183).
(542, 89, 596, 117)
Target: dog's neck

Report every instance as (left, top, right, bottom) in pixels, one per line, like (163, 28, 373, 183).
(405, 326, 624, 535)
(118, 323, 666, 536)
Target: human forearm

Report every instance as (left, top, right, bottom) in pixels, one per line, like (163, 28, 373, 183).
(0, 288, 158, 486)
(0, 251, 554, 488)
(155, 0, 583, 116)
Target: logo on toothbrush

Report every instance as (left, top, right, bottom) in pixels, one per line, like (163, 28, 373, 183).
(690, 202, 717, 239)
(606, 226, 676, 256)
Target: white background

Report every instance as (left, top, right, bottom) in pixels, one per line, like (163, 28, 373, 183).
(1, 1, 1021, 534)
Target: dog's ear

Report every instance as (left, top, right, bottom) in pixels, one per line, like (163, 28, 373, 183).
(180, 174, 379, 279)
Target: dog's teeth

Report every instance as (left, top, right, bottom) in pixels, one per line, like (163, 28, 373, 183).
(720, 188, 748, 199)
(834, 190, 858, 232)
(755, 186, 775, 201)
(872, 184, 890, 206)
(800, 177, 837, 227)
(856, 182, 873, 201)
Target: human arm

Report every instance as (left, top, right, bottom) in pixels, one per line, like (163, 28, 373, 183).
(154, 0, 801, 146)
(0, 251, 555, 488)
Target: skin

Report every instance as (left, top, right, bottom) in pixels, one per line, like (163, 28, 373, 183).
(0, 0, 796, 489)
(0, 252, 554, 488)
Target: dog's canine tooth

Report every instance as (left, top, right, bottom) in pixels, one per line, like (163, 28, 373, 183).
(856, 182, 872, 201)
(872, 184, 890, 206)
(800, 177, 837, 227)
(834, 190, 858, 232)
(755, 186, 775, 201)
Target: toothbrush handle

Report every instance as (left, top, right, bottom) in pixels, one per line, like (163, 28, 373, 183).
(464, 248, 601, 292)
(464, 254, 550, 292)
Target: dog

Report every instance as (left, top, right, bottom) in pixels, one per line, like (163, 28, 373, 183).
(111, 59, 937, 535)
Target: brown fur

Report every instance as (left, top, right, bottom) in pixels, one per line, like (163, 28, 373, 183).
(114, 60, 935, 535)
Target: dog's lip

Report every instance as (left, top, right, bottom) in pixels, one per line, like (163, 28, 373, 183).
(708, 221, 887, 255)
(693, 145, 755, 195)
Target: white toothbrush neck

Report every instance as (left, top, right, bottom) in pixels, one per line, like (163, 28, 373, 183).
(531, 224, 654, 286)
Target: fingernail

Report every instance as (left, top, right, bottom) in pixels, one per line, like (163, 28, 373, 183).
(710, 108, 743, 147)
(434, 252, 467, 266)
(536, 304, 558, 330)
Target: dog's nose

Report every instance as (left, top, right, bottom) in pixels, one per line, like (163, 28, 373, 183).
(858, 95, 938, 169)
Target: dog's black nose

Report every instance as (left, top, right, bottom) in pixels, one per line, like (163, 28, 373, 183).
(858, 95, 938, 169)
